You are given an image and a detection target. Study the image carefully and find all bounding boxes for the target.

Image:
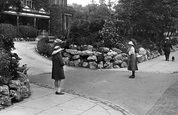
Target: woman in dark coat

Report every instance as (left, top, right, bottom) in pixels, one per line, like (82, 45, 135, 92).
(52, 45, 65, 95)
(163, 37, 173, 61)
(127, 41, 138, 78)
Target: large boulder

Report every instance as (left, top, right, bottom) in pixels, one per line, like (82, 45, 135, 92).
(99, 47, 110, 53)
(104, 55, 112, 62)
(113, 65, 120, 68)
(73, 59, 81, 67)
(72, 55, 80, 60)
(98, 61, 104, 69)
(104, 62, 113, 69)
(113, 54, 123, 61)
(63, 57, 70, 65)
(80, 45, 93, 51)
(87, 55, 97, 61)
(89, 62, 97, 69)
(0, 85, 9, 95)
(66, 49, 78, 55)
(120, 61, 128, 68)
(82, 62, 89, 68)
(69, 61, 74, 66)
(107, 50, 117, 56)
(139, 47, 147, 55)
(112, 48, 122, 54)
(113, 60, 123, 65)
(63, 52, 71, 58)
(80, 50, 94, 56)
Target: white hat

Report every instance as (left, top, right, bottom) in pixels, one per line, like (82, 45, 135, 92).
(52, 46, 63, 55)
(165, 37, 169, 40)
(54, 46, 60, 49)
(128, 41, 134, 45)
(54, 39, 62, 43)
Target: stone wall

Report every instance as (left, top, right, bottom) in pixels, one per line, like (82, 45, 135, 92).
(61, 45, 161, 69)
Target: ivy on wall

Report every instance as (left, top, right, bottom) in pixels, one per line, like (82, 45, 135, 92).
(50, 4, 73, 39)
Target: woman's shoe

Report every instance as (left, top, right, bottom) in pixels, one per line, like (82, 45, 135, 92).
(55, 92, 65, 95)
(129, 75, 135, 78)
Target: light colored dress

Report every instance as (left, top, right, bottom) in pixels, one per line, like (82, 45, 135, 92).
(128, 46, 138, 71)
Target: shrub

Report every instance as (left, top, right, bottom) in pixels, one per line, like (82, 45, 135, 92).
(37, 37, 53, 57)
(0, 24, 17, 51)
(0, 48, 11, 79)
(17, 25, 37, 39)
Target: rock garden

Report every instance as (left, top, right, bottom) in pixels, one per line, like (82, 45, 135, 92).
(0, 24, 31, 110)
(36, 36, 168, 69)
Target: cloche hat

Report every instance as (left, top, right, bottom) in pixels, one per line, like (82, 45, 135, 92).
(128, 41, 134, 46)
(52, 46, 63, 55)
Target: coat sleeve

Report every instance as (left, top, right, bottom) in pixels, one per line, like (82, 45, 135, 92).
(58, 53, 64, 66)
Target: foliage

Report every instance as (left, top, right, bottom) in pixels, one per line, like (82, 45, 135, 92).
(69, 19, 104, 46)
(68, 3, 111, 46)
(0, 23, 16, 51)
(0, 48, 11, 79)
(114, 0, 178, 44)
(37, 37, 53, 57)
(99, 20, 121, 47)
(50, 4, 69, 40)
(17, 25, 37, 38)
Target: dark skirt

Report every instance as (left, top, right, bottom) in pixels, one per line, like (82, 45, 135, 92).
(52, 53, 65, 80)
(128, 54, 138, 71)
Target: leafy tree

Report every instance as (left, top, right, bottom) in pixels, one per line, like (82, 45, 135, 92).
(68, 3, 112, 46)
(114, 0, 178, 49)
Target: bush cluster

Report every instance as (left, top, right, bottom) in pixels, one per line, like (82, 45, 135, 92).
(17, 25, 37, 39)
(0, 24, 16, 51)
(37, 37, 53, 57)
(0, 27, 31, 110)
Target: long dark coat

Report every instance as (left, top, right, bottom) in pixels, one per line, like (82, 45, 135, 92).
(163, 41, 172, 52)
(52, 52, 65, 80)
(128, 54, 138, 71)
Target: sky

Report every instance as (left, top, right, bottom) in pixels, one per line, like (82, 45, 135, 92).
(68, 0, 97, 6)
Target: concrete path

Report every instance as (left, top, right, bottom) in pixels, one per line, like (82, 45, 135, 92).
(0, 84, 124, 115)
(110, 47, 178, 74)
(4, 41, 178, 115)
(0, 42, 126, 115)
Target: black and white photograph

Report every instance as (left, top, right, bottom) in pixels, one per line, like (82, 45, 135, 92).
(0, 0, 178, 115)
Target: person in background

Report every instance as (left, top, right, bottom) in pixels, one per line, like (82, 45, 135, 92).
(127, 41, 138, 78)
(163, 37, 173, 61)
(51, 45, 65, 95)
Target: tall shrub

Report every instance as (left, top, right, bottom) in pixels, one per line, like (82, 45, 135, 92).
(37, 37, 53, 57)
(0, 23, 16, 51)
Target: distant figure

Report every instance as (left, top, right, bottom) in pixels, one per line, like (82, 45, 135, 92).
(51, 45, 65, 95)
(163, 37, 173, 61)
(172, 56, 175, 61)
(127, 41, 138, 78)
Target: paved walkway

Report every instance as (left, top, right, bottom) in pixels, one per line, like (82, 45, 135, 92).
(0, 42, 127, 115)
(2, 42, 178, 115)
(146, 80, 178, 115)
(111, 47, 178, 74)
(0, 84, 125, 115)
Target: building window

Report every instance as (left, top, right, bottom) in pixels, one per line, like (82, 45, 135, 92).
(26, 0, 32, 8)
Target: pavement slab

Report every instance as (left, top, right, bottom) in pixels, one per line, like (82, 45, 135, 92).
(0, 84, 125, 115)
(146, 81, 178, 115)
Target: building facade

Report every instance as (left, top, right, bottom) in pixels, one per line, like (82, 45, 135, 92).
(0, 0, 71, 36)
